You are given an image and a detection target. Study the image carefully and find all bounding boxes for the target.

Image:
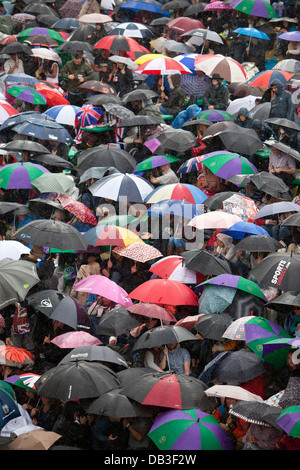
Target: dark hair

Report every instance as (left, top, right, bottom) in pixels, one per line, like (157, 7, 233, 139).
(61, 401, 81, 421)
(0, 221, 6, 237)
(73, 52, 82, 60)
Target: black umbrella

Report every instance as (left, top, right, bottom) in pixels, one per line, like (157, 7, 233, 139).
(266, 291, 300, 312)
(76, 145, 137, 175)
(181, 250, 235, 275)
(36, 14, 58, 27)
(28, 198, 65, 219)
(0, 258, 40, 309)
(2, 140, 49, 154)
(0, 202, 21, 214)
(236, 235, 283, 252)
(250, 252, 300, 291)
(34, 361, 120, 400)
(117, 367, 159, 388)
(23, 3, 59, 16)
(264, 139, 300, 162)
(49, 296, 91, 332)
(14, 219, 88, 251)
(65, 24, 95, 42)
(31, 154, 76, 172)
(224, 290, 267, 319)
(248, 171, 292, 200)
(265, 117, 300, 132)
(150, 17, 170, 26)
(132, 325, 199, 352)
(96, 306, 144, 337)
(86, 93, 123, 106)
(26, 289, 66, 317)
(281, 212, 300, 227)
(212, 349, 267, 383)
(261, 406, 283, 431)
(122, 371, 216, 411)
(151, 128, 197, 154)
(229, 400, 275, 426)
(1, 43, 31, 55)
(86, 389, 155, 418)
(122, 88, 159, 104)
(202, 121, 235, 141)
(251, 102, 271, 120)
(160, 0, 189, 10)
(218, 124, 263, 156)
(184, 2, 207, 16)
(194, 313, 233, 341)
(117, 115, 161, 127)
(58, 40, 93, 54)
(203, 191, 238, 210)
(59, 345, 129, 369)
(181, 118, 212, 130)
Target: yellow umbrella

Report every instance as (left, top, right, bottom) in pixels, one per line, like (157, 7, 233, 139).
(94, 224, 143, 247)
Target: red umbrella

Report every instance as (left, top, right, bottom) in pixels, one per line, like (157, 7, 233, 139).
(0, 345, 35, 368)
(94, 35, 150, 60)
(149, 255, 205, 284)
(34, 83, 70, 106)
(128, 279, 199, 306)
(175, 314, 204, 331)
(167, 17, 205, 34)
(58, 196, 97, 225)
(127, 302, 177, 323)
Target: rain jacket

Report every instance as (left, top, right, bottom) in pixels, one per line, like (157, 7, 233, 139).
(60, 59, 94, 94)
(233, 107, 255, 129)
(171, 104, 202, 129)
(269, 79, 295, 122)
(203, 79, 229, 110)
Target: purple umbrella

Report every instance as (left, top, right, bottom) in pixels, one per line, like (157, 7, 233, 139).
(196, 274, 267, 301)
(278, 31, 300, 42)
(0, 162, 50, 190)
(148, 408, 235, 450)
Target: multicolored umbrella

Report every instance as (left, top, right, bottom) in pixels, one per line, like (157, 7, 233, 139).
(0, 101, 18, 124)
(6, 86, 47, 105)
(94, 35, 150, 60)
(194, 54, 247, 83)
(204, 1, 233, 10)
(133, 155, 180, 173)
(83, 215, 139, 246)
(75, 104, 104, 130)
(230, 0, 278, 19)
(149, 255, 204, 284)
(0, 345, 35, 368)
(94, 225, 143, 247)
(108, 22, 153, 38)
(74, 274, 133, 308)
(44, 105, 80, 127)
(5, 373, 41, 391)
(222, 315, 255, 341)
(127, 302, 177, 322)
(34, 83, 69, 107)
(276, 406, 300, 438)
(148, 409, 234, 450)
(0, 386, 21, 429)
(57, 196, 97, 226)
(196, 274, 267, 301)
(145, 183, 207, 204)
(17, 27, 65, 45)
(134, 56, 192, 75)
(0, 162, 50, 190)
(221, 221, 269, 239)
(177, 156, 204, 175)
(113, 242, 162, 263)
(12, 13, 36, 23)
(128, 278, 199, 306)
(247, 70, 293, 88)
(244, 316, 292, 369)
(89, 172, 153, 203)
(222, 193, 259, 222)
(201, 150, 258, 181)
(197, 110, 234, 123)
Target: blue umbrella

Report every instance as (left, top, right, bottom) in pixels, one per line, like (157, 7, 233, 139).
(221, 221, 269, 239)
(0, 72, 39, 86)
(120, 0, 170, 16)
(0, 387, 21, 429)
(12, 120, 73, 143)
(174, 53, 199, 72)
(147, 199, 204, 219)
(52, 17, 79, 30)
(234, 27, 270, 41)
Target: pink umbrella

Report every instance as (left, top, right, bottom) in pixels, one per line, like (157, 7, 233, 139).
(167, 17, 205, 34)
(188, 211, 242, 230)
(204, 1, 233, 10)
(51, 331, 102, 349)
(73, 274, 133, 307)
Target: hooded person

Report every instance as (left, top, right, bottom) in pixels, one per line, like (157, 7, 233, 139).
(203, 73, 229, 111)
(214, 233, 237, 262)
(269, 79, 295, 122)
(234, 107, 255, 129)
(252, 119, 275, 142)
(171, 104, 202, 129)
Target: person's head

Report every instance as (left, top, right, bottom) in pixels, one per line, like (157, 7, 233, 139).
(160, 163, 170, 173)
(293, 306, 300, 316)
(245, 182, 256, 195)
(73, 52, 83, 66)
(238, 107, 250, 121)
(100, 49, 110, 59)
(130, 100, 142, 113)
(109, 336, 117, 345)
(29, 245, 44, 261)
(117, 62, 125, 70)
(167, 342, 179, 351)
(53, 209, 65, 221)
(98, 296, 112, 307)
(211, 73, 223, 87)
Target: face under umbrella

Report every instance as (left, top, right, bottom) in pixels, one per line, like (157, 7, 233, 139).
(34, 361, 121, 400)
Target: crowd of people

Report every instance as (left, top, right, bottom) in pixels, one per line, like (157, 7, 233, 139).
(1, 0, 300, 453)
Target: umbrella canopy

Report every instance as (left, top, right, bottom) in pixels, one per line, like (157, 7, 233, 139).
(83, 215, 138, 246)
(0, 258, 40, 310)
(230, 0, 278, 18)
(188, 211, 242, 230)
(75, 104, 104, 129)
(108, 22, 153, 38)
(26, 290, 66, 317)
(245, 171, 291, 200)
(250, 252, 300, 291)
(52, 18, 79, 30)
(79, 13, 112, 24)
(96, 306, 144, 337)
(212, 348, 267, 383)
(201, 150, 258, 180)
(1, 139, 49, 156)
(76, 145, 137, 174)
(49, 296, 91, 332)
(34, 83, 69, 107)
(0, 162, 50, 190)
(217, 124, 263, 156)
(0, 72, 39, 86)
(254, 201, 300, 220)
(226, 95, 258, 117)
(31, 173, 75, 194)
(128, 279, 199, 306)
(51, 332, 102, 349)
(127, 302, 177, 323)
(266, 291, 300, 312)
(6, 85, 47, 105)
(134, 56, 191, 75)
(13, 120, 73, 143)
(167, 17, 205, 34)
(78, 81, 116, 95)
(94, 225, 143, 248)
(205, 384, 264, 402)
(122, 371, 215, 410)
(0, 345, 35, 368)
(234, 26, 270, 41)
(197, 274, 266, 301)
(133, 155, 180, 173)
(181, 250, 235, 276)
(281, 212, 300, 228)
(132, 325, 198, 351)
(17, 27, 64, 44)
(230, 401, 276, 428)
(197, 109, 234, 123)
(276, 406, 300, 438)
(145, 183, 207, 205)
(222, 316, 256, 341)
(147, 199, 204, 221)
(0, 240, 30, 260)
(146, 128, 197, 154)
(94, 35, 149, 60)
(113, 242, 162, 263)
(86, 389, 153, 418)
(247, 69, 293, 87)
(73, 274, 133, 308)
(57, 197, 97, 226)
(58, 344, 128, 370)
(0, 101, 18, 124)
(89, 172, 154, 203)
(194, 54, 247, 83)
(149, 255, 204, 284)
(221, 221, 269, 239)
(194, 313, 233, 341)
(235, 235, 283, 252)
(4, 373, 41, 392)
(148, 408, 234, 450)
(6, 429, 61, 451)
(14, 219, 88, 251)
(0, 386, 21, 430)
(34, 361, 120, 400)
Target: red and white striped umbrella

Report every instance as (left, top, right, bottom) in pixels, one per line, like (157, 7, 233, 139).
(195, 54, 247, 83)
(149, 255, 205, 284)
(134, 56, 192, 75)
(0, 100, 18, 124)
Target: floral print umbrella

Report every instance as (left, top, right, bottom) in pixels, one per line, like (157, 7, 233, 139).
(58, 197, 97, 225)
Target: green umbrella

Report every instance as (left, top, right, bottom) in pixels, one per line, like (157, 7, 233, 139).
(197, 109, 234, 122)
(276, 406, 300, 438)
(17, 27, 65, 45)
(6, 86, 47, 105)
(133, 155, 180, 173)
(244, 316, 292, 369)
(230, 0, 278, 19)
(197, 274, 266, 300)
(201, 150, 258, 179)
(0, 162, 50, 190)
(31, 172, 75, 194)
(148, 408, 235, 450)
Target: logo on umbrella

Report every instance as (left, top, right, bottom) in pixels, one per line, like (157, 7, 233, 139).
(40, 298, 52, 308)
(271, 260, 288, 286)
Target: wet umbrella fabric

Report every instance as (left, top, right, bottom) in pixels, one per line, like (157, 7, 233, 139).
(217, 124, 263, 156)
(51, 332, 102, 349)
(212, 349, 267, 383)
(96, 306, 144, 337)
(132, 325, 198, 351)
(235, 235, 283, 252)
(87, 389, 153, 418)
(74, 274, 133, 308)
(58, 345, 128, 369)
(34, 361, 120, 400)
(194, 313, 233, 341)
(128, 279, 199, 306)
(181, 250, 235, 275)
(49, 296, 91, 332)
(250, 252, 300, 291)
(89, 173, 154, 203)
(76, 145, 137, 174)
(0, 387, 21, 429)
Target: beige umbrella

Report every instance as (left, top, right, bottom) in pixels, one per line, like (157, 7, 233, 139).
(204, 384, 264, 403)
(79, 13, 112, 24)
(6, 430, 61, 450)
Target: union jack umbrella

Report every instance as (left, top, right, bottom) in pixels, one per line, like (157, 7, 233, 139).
(75, 104, 104, 130)
(5, 373, 41, 391)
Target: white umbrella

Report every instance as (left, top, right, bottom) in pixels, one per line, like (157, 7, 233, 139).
(109, 55, 138, 70)
(205, 384, 264, 402)
(188, 211, 242, 230)
(222, 315, 254, 340)
(79, 13, 112, 24)
(0, 240, 30, 260)
(226, 95, 258, 117)
(89, 173, 154, 203)
(31, 48, 61, 62)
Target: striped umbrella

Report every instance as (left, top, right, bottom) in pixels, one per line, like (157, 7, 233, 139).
(44, 105, 80, 127)
(148, 409, 235, 450)
(17, 27, 65, 45)
(230, 0, 278, 19)
(201, 150, 258, 180)
(94, 225, 143, 247)
(0, 162, 49, 189)
(133, 155, 180, 173)
(174, 53, 199, 72)
(6, 86, 47, 105)
(194, 54, 247, 83)
(276, 406, 300, 438)
(149, 255, 204, 284)
(197, 109, 234, 123)
(0, 100, 18, 124)
(134, 56, 192, 75)
(247, 69, 293, 87)
(145, 183, 207, 204)
(108, 22, 153, 38)
(94, 35, 150, 60)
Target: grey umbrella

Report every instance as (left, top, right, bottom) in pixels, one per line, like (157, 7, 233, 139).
(236, 235, 283, 252)
(86, 94, 123, 106)
(87, 389, 155, 418)
(79, 166, 120, 184)
(218, 124, 263, 156)
(76, 145, 137, 174)
(59, 345, 129, 369)
(0, 202, 21, 214)
(122, 88, 159, 104)
(251, 102, 271, 120)
(102, 103, 135, 120)
(2, 140, 49, 154)
(264, 139, 300, 162)
(58, 40, 93, 54)
(132, 325, 199, 352)
(0, 258, 40, 309)
(96, 306, 144, 337)
(117, 115, 161, 127)
(49, 296, 91, 332)
(212, 349, 267, 383)
(265, 117, 300, 132)
(194, 313, 233, 341)
(229, 400, 276, 426)
(151, 128, 197, 153)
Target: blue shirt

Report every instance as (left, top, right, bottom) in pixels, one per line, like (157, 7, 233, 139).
(161, 347, 191, 374)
